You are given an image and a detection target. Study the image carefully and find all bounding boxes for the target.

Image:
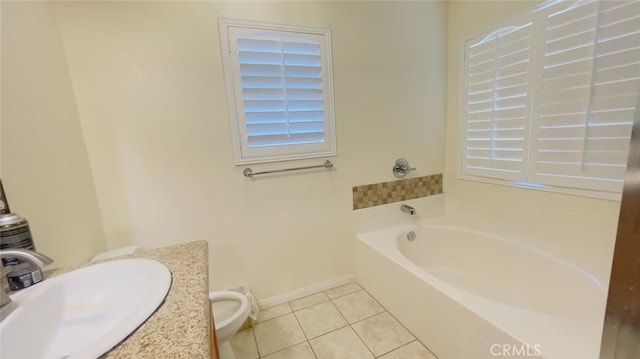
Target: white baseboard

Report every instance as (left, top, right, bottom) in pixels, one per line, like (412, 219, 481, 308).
(257, 273, 356, 308)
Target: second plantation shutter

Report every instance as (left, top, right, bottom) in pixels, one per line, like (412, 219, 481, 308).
(530, 0, 640, 192)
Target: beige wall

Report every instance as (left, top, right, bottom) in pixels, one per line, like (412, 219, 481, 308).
(0, 2, 3, 172)
(445, 1, 621, 229)
(0, 1, 107, 267)
(52, 1, 447, 298)
(2, 0, 619, 300)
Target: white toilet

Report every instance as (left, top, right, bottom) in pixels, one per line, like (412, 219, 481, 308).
(210, 291, 251, 359)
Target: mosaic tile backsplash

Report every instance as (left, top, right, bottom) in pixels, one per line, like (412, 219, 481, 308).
(352, 174, 443, 210)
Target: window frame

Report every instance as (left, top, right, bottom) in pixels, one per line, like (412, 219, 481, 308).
(218, 18, 337, 165)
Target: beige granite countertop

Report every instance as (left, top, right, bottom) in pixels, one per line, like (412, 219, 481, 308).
(48, 240, 211, 359)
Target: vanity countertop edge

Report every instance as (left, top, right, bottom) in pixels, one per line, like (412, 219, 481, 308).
(48, 240, 211, 359)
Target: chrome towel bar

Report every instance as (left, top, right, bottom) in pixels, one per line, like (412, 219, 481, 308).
(243, 160, 334, 178)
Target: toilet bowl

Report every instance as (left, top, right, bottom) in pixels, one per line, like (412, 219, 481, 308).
(90, 245, 139, 262)
(210, 291, 251, 359)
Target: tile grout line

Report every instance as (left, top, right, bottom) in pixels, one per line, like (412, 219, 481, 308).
(350, 320, 377, 358)
(327, 296, 350, 328)
(305, 320, 320, 359)
(358, 286, 417, 336)
(259, 341, 313, 359)
(244, 282, 435, 359)
(296, 290, 350, 342)
(343, 309, 386, 326)
(305, 294, 352, 341)
(253, 311, 304, 358)
(262, 319, 307, 358)
(356, 286, 439, 358)
(307, 339, 319, 359)
(291, 306, 310, 342)
(289, 292, 330, 311)
(331, 286, 417, 358)
(255, 283, 360, 326)
(271, 288, 375, 358)
(250, 326, 262, 359)
(253, 302, 293, 326)
(325, 283, 363, 301)
(327, 288, 382, 358)
(257, 294, 329, 358)
(374, 339, 419, 358)
(329, 288, 386, 326)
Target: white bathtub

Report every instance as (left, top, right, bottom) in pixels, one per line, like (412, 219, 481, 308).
(355, 219, 611, 359)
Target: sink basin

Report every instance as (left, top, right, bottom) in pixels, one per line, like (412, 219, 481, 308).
(0, 258, 171, 359)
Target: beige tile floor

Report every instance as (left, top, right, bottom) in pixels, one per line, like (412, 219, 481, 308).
(229, 282, 438, 359)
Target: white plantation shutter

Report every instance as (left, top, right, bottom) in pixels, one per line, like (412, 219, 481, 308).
(462, 21, 535, 181)
(238, 36, 325, 147)
(219, 20, 336, 164)
(530, 0, 640, 192)
(460, 0, 639, 196)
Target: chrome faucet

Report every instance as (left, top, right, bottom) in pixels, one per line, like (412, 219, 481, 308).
(0, 249, 53, 321)
(401, 204, 415, 215)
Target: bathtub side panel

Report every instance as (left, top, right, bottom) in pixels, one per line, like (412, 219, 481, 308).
(355, 238, 469, 358)
(355, 238, 531, 359)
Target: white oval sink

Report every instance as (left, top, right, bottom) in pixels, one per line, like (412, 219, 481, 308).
(0, 258, 171, 359)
